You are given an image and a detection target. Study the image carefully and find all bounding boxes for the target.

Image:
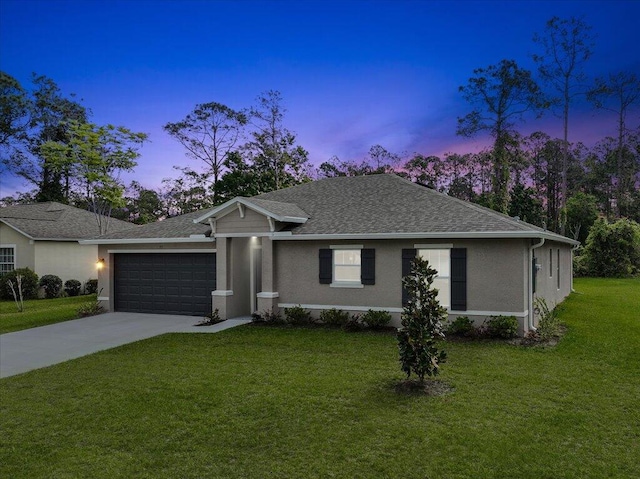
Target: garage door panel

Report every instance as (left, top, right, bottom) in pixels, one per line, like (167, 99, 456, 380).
(114, 253, 216, 316)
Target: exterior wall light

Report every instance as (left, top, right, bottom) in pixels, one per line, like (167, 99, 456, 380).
(96, 258, 105, 270)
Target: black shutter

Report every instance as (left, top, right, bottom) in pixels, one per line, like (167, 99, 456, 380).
(319, 249, 332, 284)
(401, 249, 416, 306)
(532, 255, 537, 294)
(361, 249, 375, 285)
(450, 248, 467, 311)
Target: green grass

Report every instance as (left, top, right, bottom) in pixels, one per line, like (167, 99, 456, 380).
(0, 295, 96, 334)
(1, 278, 638, 478)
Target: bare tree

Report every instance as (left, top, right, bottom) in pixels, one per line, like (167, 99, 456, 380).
(533, 16, 595, 227)
(164, 102, 247, 203)
(588, 72, 640, 216)
(457, 59, 547, 213)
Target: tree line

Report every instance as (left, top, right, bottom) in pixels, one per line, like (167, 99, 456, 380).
(1, 16, 638, 245)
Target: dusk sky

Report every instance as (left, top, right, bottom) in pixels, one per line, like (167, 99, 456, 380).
(1, 0, 639, 196)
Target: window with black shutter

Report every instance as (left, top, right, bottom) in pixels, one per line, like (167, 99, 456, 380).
(450, 248, 467, 311)
(361, 249, 375, 285)
(319, 249, 332, 284)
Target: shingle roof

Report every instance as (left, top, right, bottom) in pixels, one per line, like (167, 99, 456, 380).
(80, 174, 577, 244)
(256, 174, 556, 236)
(0, 202, 136, 240)
(95, 207, 215, 239)
(243, 198, 309, 220)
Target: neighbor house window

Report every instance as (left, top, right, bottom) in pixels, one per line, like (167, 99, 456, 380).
(333, 249, 361, 283)
(0, 246, 16, 276)
(418, 248, 450, 308)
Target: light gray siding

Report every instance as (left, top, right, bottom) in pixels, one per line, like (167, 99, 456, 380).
(274, 238, 531, 327)
(533, 240, 573, 314)
(216, 208, 272, 234)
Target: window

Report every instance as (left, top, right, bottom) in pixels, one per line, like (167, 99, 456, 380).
(557, 249, 560, 289)
(418, 248, 451, 308)
(333, 249, 361, 283)
(549, 248, 553, 277)
(320, 247, 374, 286)
(0, 246, 16, 276)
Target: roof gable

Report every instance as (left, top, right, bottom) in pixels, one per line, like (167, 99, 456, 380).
(192, 197, 309, 225)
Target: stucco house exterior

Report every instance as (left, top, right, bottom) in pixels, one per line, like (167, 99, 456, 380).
(84, 174, 579, 335)
(0, 202, 135, 286)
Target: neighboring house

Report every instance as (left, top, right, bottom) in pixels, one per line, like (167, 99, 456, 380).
(0, 202, 136, 287)
(84, 175, 579, 335)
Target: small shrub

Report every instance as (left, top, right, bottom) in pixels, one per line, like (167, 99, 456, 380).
(284, 305, 313, 325)
(77, 298, 105, 317)
(64, 279, 82, 297)
(319, 308, 350, 327)
(39, 274, 63, 299)
(485, 315, 519, 339)
(251, 309, 284, 325)
(534, 297, 562, 341)
(0, 268, 39, 300)
(85, 279, 98, 295)
(446, 316, 475, 337)
(195, 309, 223, 326)
(360, 309, 392, 329)
(342, 314, 363, 332)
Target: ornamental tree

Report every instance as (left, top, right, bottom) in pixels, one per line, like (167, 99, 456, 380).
(397, 256, 448, 383)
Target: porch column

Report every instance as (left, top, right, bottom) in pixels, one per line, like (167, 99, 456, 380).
(257, 237, 279, 314)
(212, 237, 233, 318)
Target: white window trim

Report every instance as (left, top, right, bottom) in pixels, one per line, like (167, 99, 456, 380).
(330, 245, 363, 287)
(0, 244, 16, 274)
(417, 247, 452, 309)
(330, 282, 364, 289)
(414, 243, 453, 249)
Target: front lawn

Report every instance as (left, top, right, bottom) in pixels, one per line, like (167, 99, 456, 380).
(0, 295, 96, 334)
(0, 278, 638, 478)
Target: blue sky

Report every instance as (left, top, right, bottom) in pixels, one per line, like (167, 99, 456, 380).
(1, 0, 639, 195)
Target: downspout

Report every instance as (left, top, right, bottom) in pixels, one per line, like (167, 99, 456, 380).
(570, 243, 580, 292)
(528, 237, 545, 332)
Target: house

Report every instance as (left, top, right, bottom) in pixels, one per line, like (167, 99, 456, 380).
(84, 174, 579, 335)
(0, 202, 135, 287)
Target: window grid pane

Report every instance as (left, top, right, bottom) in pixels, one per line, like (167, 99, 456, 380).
(0, 247, 15, 275)
(418, 249, 451, 307)
(334, 249, 361, 283)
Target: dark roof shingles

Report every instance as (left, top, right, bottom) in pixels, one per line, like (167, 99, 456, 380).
(0, 202, 136, 240)
(257, 174, 542, 235)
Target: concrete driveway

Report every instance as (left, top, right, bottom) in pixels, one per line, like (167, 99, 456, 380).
(0, 312, 251, 378)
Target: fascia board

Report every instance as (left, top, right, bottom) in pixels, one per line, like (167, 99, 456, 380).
(79, 237, 216, 245)
(0, 219, 35, 240)
(192, 198, 308, 225)
(272, 231, 580, 245)
(192, 198, 241, 224)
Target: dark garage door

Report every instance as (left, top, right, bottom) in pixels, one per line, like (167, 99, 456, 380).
(114, 253, 216, 316)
